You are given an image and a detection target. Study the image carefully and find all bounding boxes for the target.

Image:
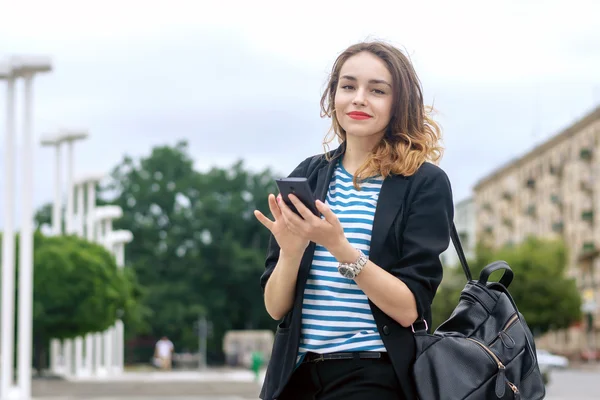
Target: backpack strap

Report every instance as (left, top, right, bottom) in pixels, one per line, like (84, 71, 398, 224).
(451, 224, 472, 282)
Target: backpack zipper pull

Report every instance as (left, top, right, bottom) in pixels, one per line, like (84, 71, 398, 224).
(495, 363, 506, 398)
(508, 381, 520, 399)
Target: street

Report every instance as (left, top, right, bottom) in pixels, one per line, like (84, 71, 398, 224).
(544, 368, 598, 399)
(30, 366, 599, 400)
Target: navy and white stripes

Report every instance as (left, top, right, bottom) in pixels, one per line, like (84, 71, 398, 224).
(297, 161, 385, 363)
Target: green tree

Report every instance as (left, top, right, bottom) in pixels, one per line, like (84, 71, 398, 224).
(100, 141, 279, 362)
(431, 237, 582, 336)
(476, 237, 581, 335)
(31, 232, 142, 373)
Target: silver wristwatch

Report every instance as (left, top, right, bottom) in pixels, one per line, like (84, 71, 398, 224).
(337, 249, 368, 279)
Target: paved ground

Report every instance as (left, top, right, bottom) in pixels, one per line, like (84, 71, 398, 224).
(543, 368, 599, 400)
(30, 366, 598, 399)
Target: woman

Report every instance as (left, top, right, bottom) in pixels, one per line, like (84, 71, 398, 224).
(254, 41, 454, 400)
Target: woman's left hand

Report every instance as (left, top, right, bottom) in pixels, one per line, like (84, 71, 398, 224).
(279, 194, 355, 261)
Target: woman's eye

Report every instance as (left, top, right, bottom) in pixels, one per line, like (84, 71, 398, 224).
(341, 85, 354, 90)
(373, 89, 385, 95)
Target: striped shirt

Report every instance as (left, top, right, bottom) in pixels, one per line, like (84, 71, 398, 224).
(297, 160, 385, 363)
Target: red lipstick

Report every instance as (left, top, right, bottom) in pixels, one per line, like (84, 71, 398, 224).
(347, 111, 372, 120)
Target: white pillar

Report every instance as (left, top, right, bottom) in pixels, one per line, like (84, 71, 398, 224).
(52, 145, 62, 234)
(103, 220, 113, 374)
(17, 72, 35, 399)
(86, 181, 96, 242)
(50, 143, 62, 374)
(103, 327, 114, 375)
(63, 340, 72, 377)
(94, 219, 105, 375)
(115, 321, 125, 373)
(1, 72, 17, 400)
(49, 140, 63, 375)
(76, 183, 85, 236)
(49, 339, 61, 374)
(65, 141, 75, 234)
(74, 339, 84, 377)
(115, 243, 125, 372)
(103, 231, 131, 376)
(62, 140, 76, 377)
(73, 184, 85, 376)
(116, 242, 125, 267)
(93, 333, 103, 375)
(84, 181, 96, 375)
(93, 208, 124, 377)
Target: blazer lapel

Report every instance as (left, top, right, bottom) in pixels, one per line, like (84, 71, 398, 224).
(314, 143, 345, 201)
(315, 160, 337, 201)
(369, 174, 410, 269)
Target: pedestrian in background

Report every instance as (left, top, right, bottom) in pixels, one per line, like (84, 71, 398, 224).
(154, 336, 174, 370)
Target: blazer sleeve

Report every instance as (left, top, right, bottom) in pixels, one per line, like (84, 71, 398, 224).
(391, 165, 454, 319)
(259, 156, 313, 293)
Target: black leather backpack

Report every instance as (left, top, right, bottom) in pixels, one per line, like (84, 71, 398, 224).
(411, 225, 546, 400)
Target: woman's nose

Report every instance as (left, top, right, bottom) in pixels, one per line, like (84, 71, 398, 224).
(352, 89, 366, 106)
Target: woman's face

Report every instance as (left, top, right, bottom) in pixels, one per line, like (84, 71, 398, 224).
(334, 52, 394, 141)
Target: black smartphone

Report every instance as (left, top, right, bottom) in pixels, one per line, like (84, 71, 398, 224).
(275, 177, 320, 217)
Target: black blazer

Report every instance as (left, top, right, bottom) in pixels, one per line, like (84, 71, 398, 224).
(259, 144, 454, 400)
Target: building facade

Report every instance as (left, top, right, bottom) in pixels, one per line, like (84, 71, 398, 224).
(441, 197, 476, 267)
(473, 106, 600, 356)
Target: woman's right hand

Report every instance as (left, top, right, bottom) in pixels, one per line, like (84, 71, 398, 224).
(254, 194, 309, 257)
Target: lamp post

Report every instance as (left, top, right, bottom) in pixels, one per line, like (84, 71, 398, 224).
(72, 173, 104, 377)
(40, 129, 88, 378)
(0, 59, 17, 400)
(0, 55, 52, 400)
(62, 131, 88, 235)
(40, 133, 62, 376)
(105, 229, 133, 373)
(94, 205, 123, 376)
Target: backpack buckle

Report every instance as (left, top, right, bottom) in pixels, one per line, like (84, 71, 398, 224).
(411, 319, 429, 333)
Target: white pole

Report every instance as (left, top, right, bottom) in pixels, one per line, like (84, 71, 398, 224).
(102, 220, 114, 374)
(49, 141, 63, 375)
(1, 75, 16, 399)
(86, 182, 96, 242)
(17, 72, 35, 398)
(77, 183, 85, 236)
(52, 144, 62, 235)
(74, 183, 85, 375)
(74, 338, 84, 376)
(94, 219, 104, 374)
(84, 181, 96, 374)
(63, 140, 75, 376)
(63, 339, 72, 377)
(104, 328, 114, 374)
(65, 141, 74, 234)
(115, 320, 124, 373)
(115, 243, 125, 372)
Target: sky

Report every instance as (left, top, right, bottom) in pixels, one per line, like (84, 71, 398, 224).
(0, 0, 599, 228)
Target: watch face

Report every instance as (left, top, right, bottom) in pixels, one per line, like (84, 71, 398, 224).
(338, 266, 355, 279)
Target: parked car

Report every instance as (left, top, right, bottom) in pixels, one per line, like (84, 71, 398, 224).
(537, 349, 569, 369)
(536, 349, 569, 385)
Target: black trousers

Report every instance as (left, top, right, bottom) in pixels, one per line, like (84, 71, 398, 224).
(278, 355, 405, 400)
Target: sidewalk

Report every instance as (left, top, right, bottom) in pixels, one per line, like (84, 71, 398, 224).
(64, 368, 267, 383)
(33, 369, 265, 398)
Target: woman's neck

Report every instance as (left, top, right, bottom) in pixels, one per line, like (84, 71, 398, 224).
(341, 135, 381, 175)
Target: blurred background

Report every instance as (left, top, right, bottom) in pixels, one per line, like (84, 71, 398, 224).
(0, 0, 599, 399)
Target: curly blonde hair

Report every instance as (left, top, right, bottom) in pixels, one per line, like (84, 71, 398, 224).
(320, 41, 443, 188)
